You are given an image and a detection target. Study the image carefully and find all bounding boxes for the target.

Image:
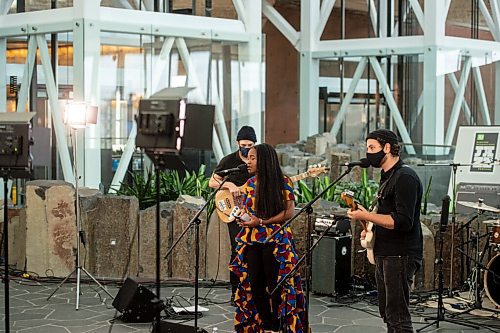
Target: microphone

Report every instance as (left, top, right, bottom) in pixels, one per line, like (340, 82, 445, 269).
(439, 195, 450, 232)
(215, 163, 247, 176)
(344, 158, 370, 168)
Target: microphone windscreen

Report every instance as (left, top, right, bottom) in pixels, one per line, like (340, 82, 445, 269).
(360, 158, 371, 168)
(439, 195, 450, 232)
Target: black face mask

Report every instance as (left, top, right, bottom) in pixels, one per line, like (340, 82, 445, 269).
(239, 146, 251, 158)
(366, 149, 386, 168)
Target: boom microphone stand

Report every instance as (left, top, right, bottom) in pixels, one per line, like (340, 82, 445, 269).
(417, 196, 479, 332)
(266, 165, 356, 333)
(162, 175, 228, 333)
(417, 162, 474, 295)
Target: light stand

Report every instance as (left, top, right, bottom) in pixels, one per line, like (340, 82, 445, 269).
(47, 103, 113, 309)
(135, 94, 214, 333)
(266, 166, 355, 333)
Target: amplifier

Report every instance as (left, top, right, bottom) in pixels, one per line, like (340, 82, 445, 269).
(312, 235, 351, 296)
(314, 215, 350, 236)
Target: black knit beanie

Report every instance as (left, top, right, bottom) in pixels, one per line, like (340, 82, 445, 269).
(366, 129, 399, 145)
(236, 126, 257, 142)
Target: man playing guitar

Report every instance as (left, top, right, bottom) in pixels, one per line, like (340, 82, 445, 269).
(208, 126, 256, 306)
(347, 129, 423, 333)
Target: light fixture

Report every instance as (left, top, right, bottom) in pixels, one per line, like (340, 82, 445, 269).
(64, 102, 98, 128)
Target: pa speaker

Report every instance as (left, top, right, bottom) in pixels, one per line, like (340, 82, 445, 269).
(112, 278, 158, 322)
(312, 235, 352, 296)
(151, 321, 209, 333)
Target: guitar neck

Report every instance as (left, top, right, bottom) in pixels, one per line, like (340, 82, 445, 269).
(290, 172, 310, 183)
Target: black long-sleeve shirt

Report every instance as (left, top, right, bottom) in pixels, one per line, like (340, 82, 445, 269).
(373, 159, 423, 259)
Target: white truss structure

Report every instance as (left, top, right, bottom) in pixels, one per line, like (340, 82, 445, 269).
(2, 0, 500, 189)
(263, 0, 500, 155)
(0, 0, 262, 189)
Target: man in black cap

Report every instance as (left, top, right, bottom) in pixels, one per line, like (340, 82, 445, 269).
(347, 129, 423, 333)
(209, 126, 256, 306)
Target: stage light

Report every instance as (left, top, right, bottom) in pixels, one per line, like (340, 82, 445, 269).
(64, 102, 98, 128)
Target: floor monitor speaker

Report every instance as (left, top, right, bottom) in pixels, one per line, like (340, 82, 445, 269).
(112, 277, 157, 322)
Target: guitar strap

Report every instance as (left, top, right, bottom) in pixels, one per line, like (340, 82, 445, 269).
(372, 166, 398, 233)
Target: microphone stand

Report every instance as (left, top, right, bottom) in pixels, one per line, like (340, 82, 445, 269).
(417, 162, 473, 295)
(163, 176, 228, 332)
(265, 166, 355, 333)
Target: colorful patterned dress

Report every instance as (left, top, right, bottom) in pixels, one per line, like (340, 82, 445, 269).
(229, 176, 307, 333)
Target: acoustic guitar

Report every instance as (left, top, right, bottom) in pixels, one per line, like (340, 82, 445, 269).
(341, 190, 376, 265)
(215, 165, 330, 223)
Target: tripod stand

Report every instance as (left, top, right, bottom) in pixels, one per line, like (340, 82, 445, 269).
(47, 127, 113, 309)
(417, 196, 479, 332)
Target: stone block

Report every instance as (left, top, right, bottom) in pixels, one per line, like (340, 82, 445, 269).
(304, 133, 336, 155)
(0, 208, 26, 270)
(329, 152, 350, 180)
(137, 201, 176, 279)
(171, 195, 207, 279)
(415, 223, 435, 291)
(25, 180, 76, 277)
(289, 155, 308, 169)
(83, 195, 139, 279)
(206, 213, 231, 281)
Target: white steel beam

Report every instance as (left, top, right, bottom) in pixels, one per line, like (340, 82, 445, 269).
(472, 66, 492, 125)
(314, 36, 424, 57)
(379, 0, 393, 38)
(232, 0, 247, 27)
(447, 72, 472, 124)
(422, 0, 446, 155)
(74, 0, 100, 18)
(237, 0, 262, 144)
(410, 92, 424, 132)
(443, 37, 500, 56)
(0, 11, 73, 38)
(73, 15, 102, 188)
(100, 7, 248, 43)
(368, 0, 378, 36)
(16, 37, 37, 114)
(445, 57, 472, 149)
(142, 0, 153, 11)
(109, 122, 137, 194)
(1, 0, 14, 15)
(408, 0, 425, 33)
(316, 0, 335, 40)
(330, 57, 368, 138)
(36, 35, 74, 182)
(490, 0, 500, 41)
(262, 0, 299, 48)
(299, 0, 320, 140)
(478, 0, 500, 41)
(369, 56, 416, 154)
(152, 37, 174, 93)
